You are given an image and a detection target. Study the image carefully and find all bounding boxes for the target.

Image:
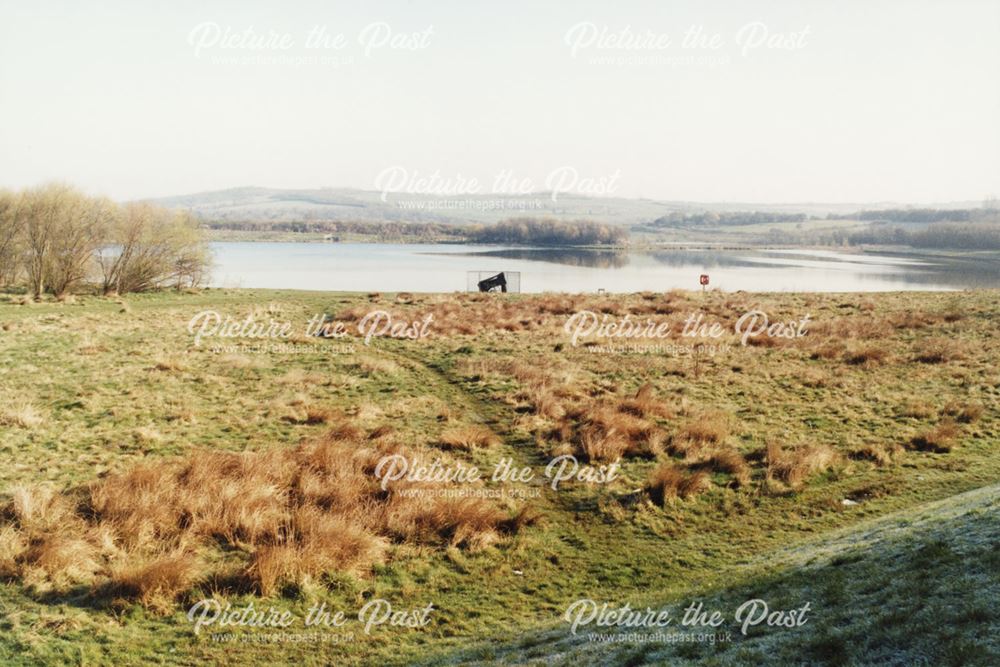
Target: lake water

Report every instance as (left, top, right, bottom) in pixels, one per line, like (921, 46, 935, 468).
(208, 242, 1000, 293)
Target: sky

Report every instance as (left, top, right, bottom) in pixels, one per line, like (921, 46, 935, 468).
(0, 0, 998, 204)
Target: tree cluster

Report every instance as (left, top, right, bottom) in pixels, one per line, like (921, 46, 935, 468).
(0, 184, 209, 297)
(469, 218, 627, 245)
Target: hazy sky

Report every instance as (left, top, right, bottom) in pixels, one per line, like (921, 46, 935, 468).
(1, 0, 998, 203)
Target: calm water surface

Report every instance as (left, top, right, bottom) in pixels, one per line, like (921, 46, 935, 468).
(209, 242, 1000, 293)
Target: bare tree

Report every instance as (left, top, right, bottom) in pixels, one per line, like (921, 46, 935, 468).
(169, 210, 211, 289)
(6, 184, 208, 296)
(47, 194, 115, 297)
(21, 183, 70, 298)
(19, 184, 114, 298)
(0, 189, 24, 286)
(97, 201, 152, 295)
(98, 203, 210, 294)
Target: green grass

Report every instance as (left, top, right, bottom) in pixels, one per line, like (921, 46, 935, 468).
(454, 483, 1000, 666)
(0, 288, 997, 665)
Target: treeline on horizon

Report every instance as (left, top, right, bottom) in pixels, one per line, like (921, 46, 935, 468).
(650, 211, 809, 227)
(651, 207, 1000, 227)
(0, 184, 210, 298)
(209, 219, 468, 241)
(208, 217, 629, 246)
(469, 218, 627, 245)
(646, 206, 1000, 250)
(846, 222, 1000, 250)
(850, 208, 995, 223)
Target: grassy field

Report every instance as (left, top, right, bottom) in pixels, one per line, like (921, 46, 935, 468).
(0, 288, 997, 665)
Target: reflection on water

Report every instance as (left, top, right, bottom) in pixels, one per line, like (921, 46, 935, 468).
(450, 247, 630, 269)
(625, 248, 1000, 290)
(209, 242, 1000, 293)
(646, 250, 787, 270)
(866, 251, 1000, 289)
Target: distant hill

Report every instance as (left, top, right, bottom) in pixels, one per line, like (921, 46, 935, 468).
(144, 187, 982, 226)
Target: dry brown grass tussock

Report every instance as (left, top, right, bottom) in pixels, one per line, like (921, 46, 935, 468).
(809, 340, 846, 361)
(645, 465, 711, 506)
(0, 416, 530, 610)
(152, 356, 187, 372)
(909, 419, 961, 453)
(700, 448, 751, 487)
(669, 409, 732, 456)
(842, 345, 890, 367)
(888, 311, 938, 330)
(849, 443, 902, 467)
(568, 401, 668, 462)
(805, 316, 892, 340)
(438, 424, 502, 450)
(520, 382, 677, 462)
(618, 383, 677, 419)
(913, 338, 965, 364)
(765, 442, 840, 489)
(0, 400, 44, 429)
(943, 400, 984, 424)
(899, 400, 935, 419)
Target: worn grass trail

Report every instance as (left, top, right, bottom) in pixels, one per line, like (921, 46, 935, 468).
(0, 288, 997, 666)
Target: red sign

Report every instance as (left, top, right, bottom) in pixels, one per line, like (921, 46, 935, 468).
(699, 274, 709, 286)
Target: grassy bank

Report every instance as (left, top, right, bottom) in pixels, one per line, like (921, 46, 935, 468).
(0, 288, 997, 665)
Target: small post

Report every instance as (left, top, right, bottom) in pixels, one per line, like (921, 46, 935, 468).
(699, 274, 709, 293)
